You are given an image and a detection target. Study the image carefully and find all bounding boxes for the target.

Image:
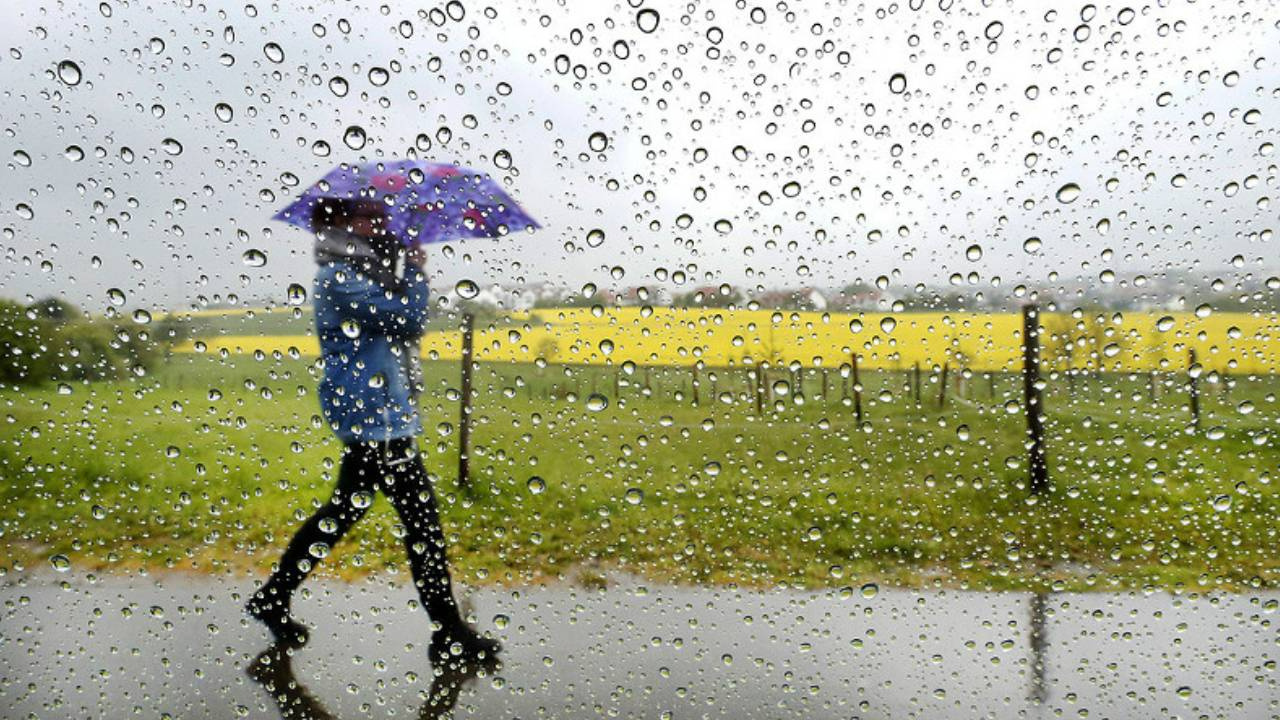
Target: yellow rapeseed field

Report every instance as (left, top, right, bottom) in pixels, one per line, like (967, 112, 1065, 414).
(175, 307, 1280, 374)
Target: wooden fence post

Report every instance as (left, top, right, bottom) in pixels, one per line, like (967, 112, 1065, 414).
(988, 371, 996, 400)
(1147, 370, 1156, 403)
(754, 367, 765, 416)
(851, 352, 863, 424)
(692, 365, 700, 406)
(938, 362, 949, 409)
(457, 313, 475, 490)
(1188, 348, 1200, 432)
(1023, 305, 1049, 495)
(913, 362, 922, 406)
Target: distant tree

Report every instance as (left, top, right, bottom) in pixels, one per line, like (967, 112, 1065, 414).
(0, 299, 54, 384)
(31, 296, 77, 322)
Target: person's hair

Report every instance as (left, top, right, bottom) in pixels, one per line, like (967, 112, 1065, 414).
(311, 198, 356, 230)
(312, 198, 399, 262)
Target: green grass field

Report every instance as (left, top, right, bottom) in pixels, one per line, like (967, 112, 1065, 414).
(1, 351, 1277, 592)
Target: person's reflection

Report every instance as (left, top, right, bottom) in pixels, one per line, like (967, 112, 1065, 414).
(247, 643, 494, 719)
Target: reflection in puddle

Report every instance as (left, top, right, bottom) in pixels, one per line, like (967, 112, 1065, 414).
(1, 574, 1276, 719)
(248, 642, 491, 719)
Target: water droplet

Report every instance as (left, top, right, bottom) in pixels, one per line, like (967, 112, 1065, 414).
(984, 21, 1004, 40)
(1023, 237, 1042, 253)
(636, 8, 660, 33)
(965, 244, 982, 261)
(287, 284, 308, 305)
(860, 583, 878, 599)
(1055, 183, 1081, 203)
(161, 138, 183, 156)
(1156, 316, 1175, 332)
(312, 140, 331, 157)
(50, 554, 72, 572)
(598, 339, 614, 355)
(341, 319, 361, 338)
(214, 103, 234, 122)
(624, 487, 644, 504)
(455, 279, 479, 299)
(527, 476, 546, 494)
(57, 60, 82, 86)
(782, 181, 801, 197)
(64, 145, 84, 161)
(1211, 495, 1231, 512)
(493, 613, 510, 629)
(585, 393, 609, 412)
(1243, 109, 1261, 125)
(879, 316, 897, 333)
(343, 125, 367, 150)
(714, 219, 733, 234)
(106, 288, 126, 306)
(263, 42, 285, 63)
(588, 132, 609, 152)
(586, 228, 605, 247)
(368, 67, 390, 86)
(888, 72, 907, 94)
(329, 76, 349, 97)
(1194, 303, 1211, 319)
(132, 309, 152, 325)
(772, 380, 790, 397)
(242, 249, 267, 267)
(493, 149, 512, 169)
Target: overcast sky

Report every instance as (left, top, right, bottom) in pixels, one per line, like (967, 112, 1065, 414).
(1, 0, 1277, 313)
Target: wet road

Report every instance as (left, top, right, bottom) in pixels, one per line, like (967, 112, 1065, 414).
(1, 573, 1276, 718)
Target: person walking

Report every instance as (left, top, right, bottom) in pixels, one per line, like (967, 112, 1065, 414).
(246, 197, 500, 666)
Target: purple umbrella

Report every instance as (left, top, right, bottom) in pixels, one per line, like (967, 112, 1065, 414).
(272, 159, 541, 246)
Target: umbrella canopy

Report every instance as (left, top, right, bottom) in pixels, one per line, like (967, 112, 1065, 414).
(272, 159, 540, 246)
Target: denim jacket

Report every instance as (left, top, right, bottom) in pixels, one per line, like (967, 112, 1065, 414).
(313, 261, 427, 444)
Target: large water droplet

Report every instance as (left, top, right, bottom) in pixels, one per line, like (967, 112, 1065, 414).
(888, 73, 907, 94)
(455, 279, 479, 299)
(343, 125, 367, 150)
(214, 103, 234, 122)
(588, 132, 609, 152)
(57, 60, 82, 86)
(636, 8, 660, 33)
(242, 249, 267, 267)
(263, 42, 285, 63)
(585, 393, 609, 412)
(1055, 183, 1081, 203)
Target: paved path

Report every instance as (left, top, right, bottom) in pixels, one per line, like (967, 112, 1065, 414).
(1, 573, 1276, 718)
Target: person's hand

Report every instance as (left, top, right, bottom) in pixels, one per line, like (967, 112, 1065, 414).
(406, 245, 428, 270)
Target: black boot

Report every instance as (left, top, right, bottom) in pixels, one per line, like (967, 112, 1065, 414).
(246, 589, 310, 648)
(429, 623, 501, 670)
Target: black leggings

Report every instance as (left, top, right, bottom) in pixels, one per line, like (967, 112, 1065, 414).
(263, 437, 461, 625)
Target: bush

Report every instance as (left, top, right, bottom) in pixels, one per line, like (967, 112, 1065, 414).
(0, 298, 164, 386)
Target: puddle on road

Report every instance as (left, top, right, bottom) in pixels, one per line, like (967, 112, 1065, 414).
(1, 574, 1275, 718)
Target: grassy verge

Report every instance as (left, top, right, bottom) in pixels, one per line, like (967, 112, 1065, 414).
(1, 353, 1277, 592)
